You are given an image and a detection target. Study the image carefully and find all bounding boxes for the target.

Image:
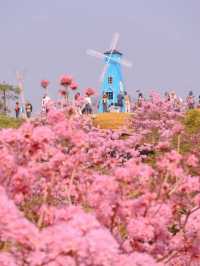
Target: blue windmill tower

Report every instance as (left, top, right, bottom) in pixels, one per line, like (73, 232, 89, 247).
(87, 33, 132, 112)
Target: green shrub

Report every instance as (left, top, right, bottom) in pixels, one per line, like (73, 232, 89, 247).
(184, 109, 200, 133)
(0, 115, 24, 129)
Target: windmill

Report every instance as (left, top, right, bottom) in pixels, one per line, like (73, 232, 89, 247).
(86, 32, 132, 112)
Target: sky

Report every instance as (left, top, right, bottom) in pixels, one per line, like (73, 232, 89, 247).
(0, 0, 200, 112)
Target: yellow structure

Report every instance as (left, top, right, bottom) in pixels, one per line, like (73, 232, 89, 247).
(92, 112, 133, 129)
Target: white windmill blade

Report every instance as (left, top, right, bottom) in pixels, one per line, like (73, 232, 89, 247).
(109, 32, 120, 51)
(121, 58, 133, 68)
(86, 49, 106, 60)
(99, 64, 108, 82)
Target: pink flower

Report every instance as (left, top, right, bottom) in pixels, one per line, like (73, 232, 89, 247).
(186, 154, 198, 167)
(0, 252, 17, 266)
(85, 87, 96, 96)
(172, 123, 184, 134)
(156, 141, 170, 151)
(127, 217, 155, 242)
(116, 253, 162, 266)
(32, 126, 55, 143)
(59, 75, 72, 86)
(59, 89, 67, 96)
(14, 193, 24, 204)
(70, 81, 78, 90)
(47, 109, 66, 124)
(41, 79, 49, 89)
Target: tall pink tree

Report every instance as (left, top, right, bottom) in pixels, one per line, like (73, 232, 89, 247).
(59, 75, 72, 106)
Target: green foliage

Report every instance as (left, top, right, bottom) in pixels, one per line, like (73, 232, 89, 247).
(184, 109, 200, 133)
(0, 82, 20, 114)
(0, 115, 24, 129)
(0, 83, 20, 94)
(172, 137, 192, 154)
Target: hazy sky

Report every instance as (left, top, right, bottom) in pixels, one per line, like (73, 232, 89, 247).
(0, 0, 200, 111)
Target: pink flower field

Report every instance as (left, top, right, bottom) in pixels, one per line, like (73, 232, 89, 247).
(1, 92, 200, 265)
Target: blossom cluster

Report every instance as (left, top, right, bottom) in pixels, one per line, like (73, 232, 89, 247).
(0, 93, 200, 265)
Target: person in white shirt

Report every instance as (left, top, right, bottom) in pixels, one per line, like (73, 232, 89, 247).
(41, 95, 51, 114)
(124, 92, 131, 112)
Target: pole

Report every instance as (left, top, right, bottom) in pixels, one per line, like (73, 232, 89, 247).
(3, 87, 6, 115)
(44, 87, 48, 97)
(16, 72, 27, 119)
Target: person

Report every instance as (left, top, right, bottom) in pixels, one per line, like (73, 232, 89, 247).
(174, 97, 182, 112)
(102, 93, 108, 112)
(15, 101, 20, 118)
(74, 92, 81, 114)
(74, 92, 85, 115)
(137, 92, 144, 108)
(117, 92, 124, 112)
(164, 91, 170, 102)
(25, 102, 32, 118)
(197, 96, 200, 109)
(82, 94, 92, 115)
(169, 91, 177, 109)
(109, 103, 115, 112)
(124, 92, 131, 112)
(41, 95, 51, 114)
(186, 91, 195, 109)
(20, 106, 25, 117)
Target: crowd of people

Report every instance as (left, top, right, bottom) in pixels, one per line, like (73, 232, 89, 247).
(130, 90, 200, 112)
(14, 89, 200, 118)
(163, 90, 200, 111)
(102, 90, 200, 113)
(101, 91, 131, 112)
(14, 101, 33, 118)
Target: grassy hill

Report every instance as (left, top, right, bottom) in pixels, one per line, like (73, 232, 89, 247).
(0, 113, 133, 130)
(0, 115, 24, 129)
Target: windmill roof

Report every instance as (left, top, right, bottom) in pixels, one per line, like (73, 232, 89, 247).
(104, 49, 123, 56)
